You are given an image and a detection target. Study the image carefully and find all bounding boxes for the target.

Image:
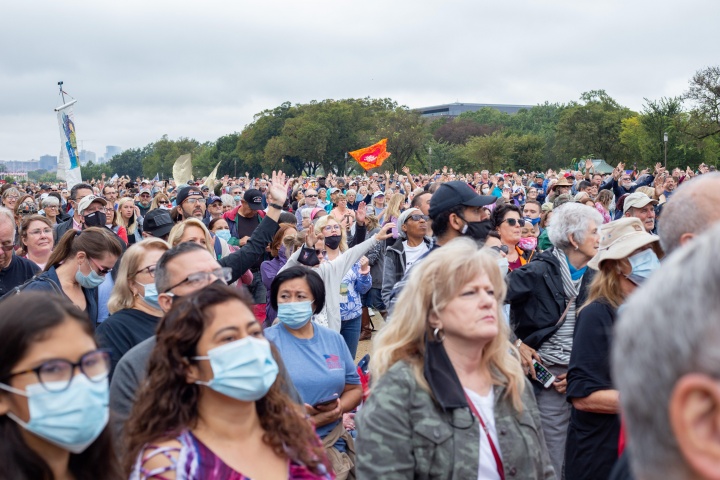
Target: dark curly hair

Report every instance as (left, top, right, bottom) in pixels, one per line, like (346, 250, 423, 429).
(491, 203, 523, 230)
(123, 283, 328, 474)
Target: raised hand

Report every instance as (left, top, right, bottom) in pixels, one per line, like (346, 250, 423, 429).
(374, 222, 396, 241)
(402, 166, 410, 175)
(267, 170, 289, 206)
(355, 201, 367, 225)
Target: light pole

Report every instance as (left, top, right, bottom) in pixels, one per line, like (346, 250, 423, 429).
(664, 132, 668, 169)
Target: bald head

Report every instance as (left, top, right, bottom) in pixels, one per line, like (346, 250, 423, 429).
(658, 172, 720, 254)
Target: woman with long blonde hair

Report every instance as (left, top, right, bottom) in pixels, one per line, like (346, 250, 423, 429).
(356, 237, 554, 479)
(96, 238, 169, 377)
(117, 197, 142, 245)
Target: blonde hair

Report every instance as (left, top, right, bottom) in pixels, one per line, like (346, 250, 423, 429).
(370, 237, 526, 412)
(108, 238, 169, 314)
(314, 215, 348, 252)
(116, 197, 139, 235)
(150, 193, 170, 211)
(167, 218, 215, 257)
(382, 193, 404, 224)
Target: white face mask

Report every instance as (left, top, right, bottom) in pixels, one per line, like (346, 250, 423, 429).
(497, 257, 509, 277)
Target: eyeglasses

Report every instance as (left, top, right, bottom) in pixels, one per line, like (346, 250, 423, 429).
(5, 196, 19, 201)
(2, 350, 111, 393)
(0, 243, 14, 252)
(135, 264, 157, 278)
(158, 200, 169, 205)
(323, 224, 342, 233)
(162, 267, 232, 293)
(183, 198, 203, 205)
(621, 178, 631, 182)
(501, 218, 526, 227)
(27, 228, 53, 237)
(88, 256, 112, 275)
(407, 214, 429, 222)
(44, 205, 59, 209)
(305, 194, 318, 198)
(491, 245, 510, 255)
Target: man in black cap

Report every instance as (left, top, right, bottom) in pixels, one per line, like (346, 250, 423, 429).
(175, 186, 206, 220)
(224, 187, 277, 323)
(385, 180, 497, 313)
(142, 209, 173, 241)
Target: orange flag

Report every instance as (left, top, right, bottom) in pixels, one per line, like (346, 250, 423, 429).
(349, 139, 391, 171)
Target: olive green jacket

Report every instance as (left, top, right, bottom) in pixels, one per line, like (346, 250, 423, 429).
(355, 361, 556, 480)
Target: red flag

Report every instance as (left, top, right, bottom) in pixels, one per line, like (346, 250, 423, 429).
(349, 139, 391, 171)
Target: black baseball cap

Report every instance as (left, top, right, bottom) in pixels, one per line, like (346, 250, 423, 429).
(143, 209, 174, 238)
(428, 181, 497, 219)
(176, 186, 203, 206)
(243, 189, 263, 210)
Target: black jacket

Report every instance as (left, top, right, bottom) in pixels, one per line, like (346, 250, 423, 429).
(506, 248, 595, 349)
(53, 217, 75, 246)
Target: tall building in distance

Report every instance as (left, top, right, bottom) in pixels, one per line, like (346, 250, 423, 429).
(39, 154, 58, 171)
(414, 102, 534, 118)
(79, 150, 97, 166)
(104, 146, 122, 162)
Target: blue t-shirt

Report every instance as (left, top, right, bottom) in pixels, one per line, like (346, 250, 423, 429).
(265, 322, 360, 439)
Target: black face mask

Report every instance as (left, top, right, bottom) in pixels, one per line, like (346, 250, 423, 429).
(324, 235, 342, 250)
(460, 218, 492, 242)
(83, 211, 107, 229)
(298, 246, 320, 267)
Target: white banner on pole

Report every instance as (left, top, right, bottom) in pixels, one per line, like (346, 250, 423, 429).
(173, 154, 193, 185)
(203, 161, 222, 189)
(54, 100, 82, 188)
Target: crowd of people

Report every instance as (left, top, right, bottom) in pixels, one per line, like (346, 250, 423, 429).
(1, 159, 720, 479)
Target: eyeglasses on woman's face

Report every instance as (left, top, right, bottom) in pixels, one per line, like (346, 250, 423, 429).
(322, 224, 341, 233)
(2, 350, 111, 393)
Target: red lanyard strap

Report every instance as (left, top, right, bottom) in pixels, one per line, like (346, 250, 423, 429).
(464, 392, 505, 480)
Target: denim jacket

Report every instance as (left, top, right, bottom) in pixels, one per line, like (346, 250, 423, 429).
(339, 262, 371, 321)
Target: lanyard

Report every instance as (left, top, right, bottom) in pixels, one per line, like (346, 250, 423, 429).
(464, 392, 505, 480)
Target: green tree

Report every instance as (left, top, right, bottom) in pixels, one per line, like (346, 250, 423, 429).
(373, 107, 429, 173)
(104, 146, 152, 179)
(461, 132, 515, 173)
(553, 90, 635, 164)
(683, 65, 720, 139)
(510, 134, 546, 172)
(142, 136, 205, 179)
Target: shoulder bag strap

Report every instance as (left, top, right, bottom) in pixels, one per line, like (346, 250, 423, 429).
(554, 296, 577, 329)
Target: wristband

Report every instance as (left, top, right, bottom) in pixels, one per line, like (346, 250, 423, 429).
(515, 339, 522, 348)
(269, 203, 284, 210)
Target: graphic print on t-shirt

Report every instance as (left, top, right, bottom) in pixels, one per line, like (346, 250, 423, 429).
(324, 354, 342, 370)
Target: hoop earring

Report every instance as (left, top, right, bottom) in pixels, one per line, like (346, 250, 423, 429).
(433, 328, 445, 343)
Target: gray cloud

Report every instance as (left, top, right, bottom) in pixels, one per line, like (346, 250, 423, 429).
(1, 0, 718, 161)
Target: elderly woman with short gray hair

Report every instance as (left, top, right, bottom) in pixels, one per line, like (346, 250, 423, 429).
(40, 195, 61, 224)
(505, 202, 603, 478)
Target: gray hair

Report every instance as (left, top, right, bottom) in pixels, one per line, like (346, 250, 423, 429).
(0, 206, 15, 243)
(547, 203, 603, 251)
(657, 172, 720, 254)
(220, 193, 235, 207)
(345, 189, 357, 197)
(612, 221, 720, 479)
(41, 195, 60, 207)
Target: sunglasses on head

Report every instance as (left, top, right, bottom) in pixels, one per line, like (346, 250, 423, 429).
(491, 245, 510, 255)
(502, 218, 526, 227)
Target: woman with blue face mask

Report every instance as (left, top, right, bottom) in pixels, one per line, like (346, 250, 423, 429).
(124, 283, 332, 479)
(22, 227, 123, 329)
(96, 238, 169, 379)
(0, 292, 121, 479)
(265, 266, 363, 477)
(565, 217, 663, 480)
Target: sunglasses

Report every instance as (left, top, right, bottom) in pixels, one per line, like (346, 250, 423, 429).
(501, 218, 526, 227)
(407, 214, 429, 222)
(491, 245, 510, 255)
(315, 249, 327, 257)
(305, 194, 318, 198)
(158, 200, 169, 205)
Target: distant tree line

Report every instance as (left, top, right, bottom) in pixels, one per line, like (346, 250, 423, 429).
(76, 66, 720, 181)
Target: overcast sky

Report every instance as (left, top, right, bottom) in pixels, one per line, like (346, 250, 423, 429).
(1, 0, 717, 162)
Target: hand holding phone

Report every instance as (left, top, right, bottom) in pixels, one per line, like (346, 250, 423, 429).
(313, 393, 339, 410)
(532, 360, 556, 389)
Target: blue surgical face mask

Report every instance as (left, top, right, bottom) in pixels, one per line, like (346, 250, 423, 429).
(76, 262, 106, 289)
(137, 281, 161, 310)
(525, 216, 541, 226)
(627, 248, 661, 285)
(233, 195, 242, 203)
(193, 336, 278, 402)
(277, 301, 314, 330)
(215, 230, 231, 242)
(0, 375, 109, 454)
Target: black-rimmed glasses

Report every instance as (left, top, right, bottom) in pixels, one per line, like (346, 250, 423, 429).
(2, 350, 110, 393)
(135, 264, 157, 278)
(491, 245, 510, 255)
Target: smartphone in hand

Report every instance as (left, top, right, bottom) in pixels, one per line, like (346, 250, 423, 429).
(532, 361, 556, 389)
